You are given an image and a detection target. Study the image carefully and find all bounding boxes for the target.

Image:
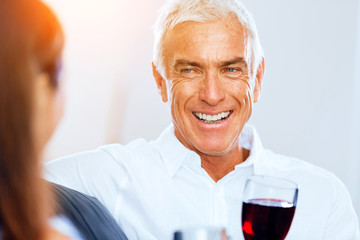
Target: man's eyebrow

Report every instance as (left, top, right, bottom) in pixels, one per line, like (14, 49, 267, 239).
(173, 58, 248, 69)
(174, 59, 201, 68)
(219, 57, 248, 67)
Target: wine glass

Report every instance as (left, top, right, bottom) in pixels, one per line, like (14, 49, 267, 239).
(241, 175, 298, 240)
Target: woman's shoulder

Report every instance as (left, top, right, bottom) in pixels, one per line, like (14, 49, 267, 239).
(51, 183, 128, 240)
(0, 216, 84, 240)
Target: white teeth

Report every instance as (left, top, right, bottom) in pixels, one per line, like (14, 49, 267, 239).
(193, 111, 231, 123)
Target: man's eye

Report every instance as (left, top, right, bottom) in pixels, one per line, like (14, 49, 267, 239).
(180, 68, 200, 79)
(226, 68, 236, 73)
(183, 68, 193, 73)
(224, 67, 242, 77)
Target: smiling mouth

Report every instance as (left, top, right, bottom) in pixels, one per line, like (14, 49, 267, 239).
(193, 111, 232, 123)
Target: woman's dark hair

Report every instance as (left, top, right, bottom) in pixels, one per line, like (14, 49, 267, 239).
(0, 0, 64, 239)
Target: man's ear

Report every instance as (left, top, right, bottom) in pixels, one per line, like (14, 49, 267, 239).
(152, 62, 168, 103)
(253, 57, 265, 103)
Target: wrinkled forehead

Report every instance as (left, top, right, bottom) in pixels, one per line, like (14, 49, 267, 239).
(162, 16, 252, 65)
(164, 14, 248, 42)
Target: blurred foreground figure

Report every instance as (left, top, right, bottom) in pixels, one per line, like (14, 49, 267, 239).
(0, 0, 71, 239)
(46, 0, 360, 239)
(0, 1, 127, 240)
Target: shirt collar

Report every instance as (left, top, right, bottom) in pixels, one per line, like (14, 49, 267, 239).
(235, 124, 264, 169)
(155, 124, 264, 177)
(155, 124, 194, 177)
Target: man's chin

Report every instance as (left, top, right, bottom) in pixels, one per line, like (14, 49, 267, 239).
(195, 145, 232, 157)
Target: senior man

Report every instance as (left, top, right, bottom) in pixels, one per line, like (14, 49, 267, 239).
(46, 0, 360, 239)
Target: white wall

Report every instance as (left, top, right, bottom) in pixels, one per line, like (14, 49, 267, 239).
(350, 0, 360, 218)
(43, 0, 360, 218)
(241, 0, 360, 218)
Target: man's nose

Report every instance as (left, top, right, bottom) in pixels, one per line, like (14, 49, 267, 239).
(199, 72, 226, 106)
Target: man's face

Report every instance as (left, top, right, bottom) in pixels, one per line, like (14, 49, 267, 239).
(154, 17, 263, 157)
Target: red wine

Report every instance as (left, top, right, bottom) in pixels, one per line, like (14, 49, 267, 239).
(242, 199, 296, 240)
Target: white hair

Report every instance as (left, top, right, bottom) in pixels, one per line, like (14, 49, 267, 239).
(153, 0, 264, 79)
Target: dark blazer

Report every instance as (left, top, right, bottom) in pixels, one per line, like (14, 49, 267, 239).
(51, 183, 128, 240)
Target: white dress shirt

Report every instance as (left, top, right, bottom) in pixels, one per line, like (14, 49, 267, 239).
(50, 215, 84, 240)
(45, 124, 360, 240)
